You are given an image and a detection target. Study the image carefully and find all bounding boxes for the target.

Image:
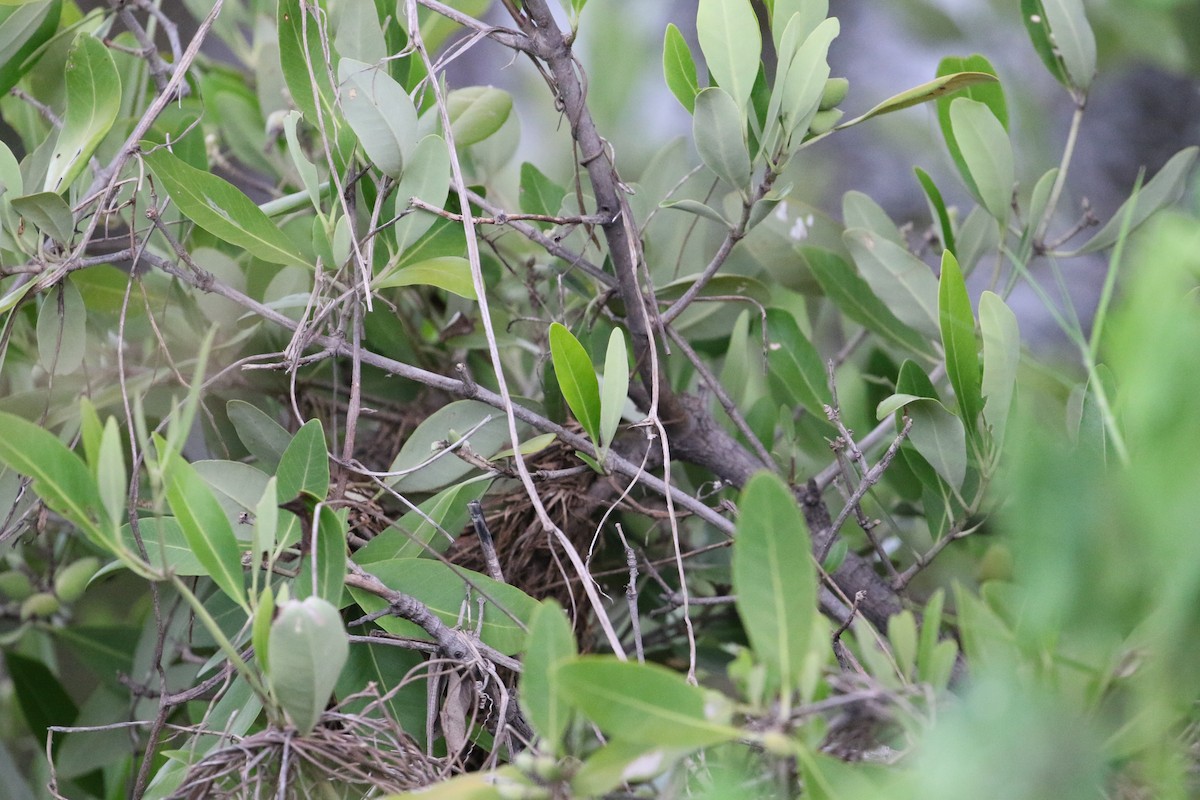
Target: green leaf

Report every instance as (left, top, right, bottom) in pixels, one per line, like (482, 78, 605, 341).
(765, 308, 831, 417)
(374, 255, 476, 299)
(391, 135, 451, 252)
(142, 145, 310, 268)
(1021, 0, 1069, 87)
(662, 23, 700, 114)
(733, 472, 817, 698)
(842, 190, 903, 247)
(388, 400, 523, 493)
(558, 658, 740, 748)
(446, 86, 513, 147)
(252, 584, 275, 674)
(770, 0, 827, 51)
(694, 88, 752, 194)
(949, 98, 1014, 222)
(354, 479, 489, 562)
(0, 411, 112, 551)
(572, 743, 691, 798)
(843, 229, 940, 338)
(0, 0, 59, 98)
(347, 559, 537, 655)
(659, 198, 733, 228)
(875, 393, 931, 420)
(252, 477, 279, 568)
(834, 71, 999, 131)
(96, 417, 125, 529)
(5, 652, 77, 755)
(278, 0, 339, 126)
(227, 400, 291, 472)
(1068, 146, 1198, 255)
(268, 596, 348, 735)
(1040, 0, 1096, 91)
(158, 438, 248, 611)
(338, 58, 416, 178)
(549, 322, 602, 445)
(806, 244, 936, 357)
(117, 517, 205, 576)
(275, 419, 329, 504)
(915, 167, 956, 256)
(281, 110, 320, 211)
(888, 610, 918, 680)
(599, 329, 629, 452)
(979, 291, 1020, 447)
(520, 600, 577, 754)
(35, 278, 86, 375)
(1026, 167, 1059, 232)
(43, 34, 120, 194)
(938, 250, 982, 426)
(935, 56, 1006, 203)
(331, 0, 385, 64)
(777, 18, 838, 141)
(11, 191, 73, 243)
(518, 161, 567, 220)
(906, 399, 967, 489)
(294, 506, 347, 605)
(696, 0, 761, 115)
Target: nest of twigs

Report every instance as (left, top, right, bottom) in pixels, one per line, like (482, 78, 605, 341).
(447, 431, 621, 631)
(169, 701, 443, 799)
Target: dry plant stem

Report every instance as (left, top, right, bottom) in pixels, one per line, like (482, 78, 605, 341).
(615, 525, 645, 663)
(893, 522, 969, 591)
(414, 0, 538, 53)
(406, 0, 627, 659)
(112, 2, 175, 93)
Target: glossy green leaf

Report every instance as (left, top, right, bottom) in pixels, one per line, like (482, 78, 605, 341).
(227, 400, 291, 472)
(0, 412, 112, 551)
(733, 472, 817, 697)
(663, 23, 700, 114)
(35, 278, 86, 375)
(520, 600, 577, 753)
(11, 191, 73, 243)
(696, 0, 761, 115)
(949, 98, 1014, 221)
(142, 146, 310, 268)
(843, 228, 940, 338)
(559, 658, 739, 748)
(446, 86, 512, 147)
(348, 558, 537, 654)
(388, 400, 522, 493)
(374, 255, 476, 299)
(915, 167, 956, 256)
(693, 88, 752, 194)
(834, 71, 999, 131)
(43, 34, 120, 194)
(1040, 0, 1096, 91)
(268, 596, 348, 735)
(806, 247, 936, 358)
(765, 307, 831, 417)
(158, 439, 247, 610)
(0, 0, 59, 98)
(939, 250, 982, 425)
(251, 583, 275, 674)
(659, 198, 732, 228)
(275, 419, 329, 504)
(599, 329, 629, 452)
(979, 291, 1020, 447)
(338, 58, 416, 178)
(391, 134, 451, 252)
(549, 322, 602, 444)
(1069, 146, 1198, 255)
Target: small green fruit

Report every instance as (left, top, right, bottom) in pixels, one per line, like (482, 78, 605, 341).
(819, 77, 850, 111)
(0, 571, 34, 601)
(808, 108, 844, 136)
(54, 557, 100, 603)
(20, 592, 61, 620)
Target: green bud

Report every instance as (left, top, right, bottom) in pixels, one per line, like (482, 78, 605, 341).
(819, 77, 850, 111)
(0, 571, 34, 601)
(808, 108, 844, 137)
(20, 592, 61, 620)
(54, 557, 100, 603)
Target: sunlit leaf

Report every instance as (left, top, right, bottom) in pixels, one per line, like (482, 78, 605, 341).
(43, 34, 120, 193)
(374, 255, 476, 299)
(663, 23, 699, 114)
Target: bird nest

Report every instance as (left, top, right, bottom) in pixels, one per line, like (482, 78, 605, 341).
(169, 693, 444, 799)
